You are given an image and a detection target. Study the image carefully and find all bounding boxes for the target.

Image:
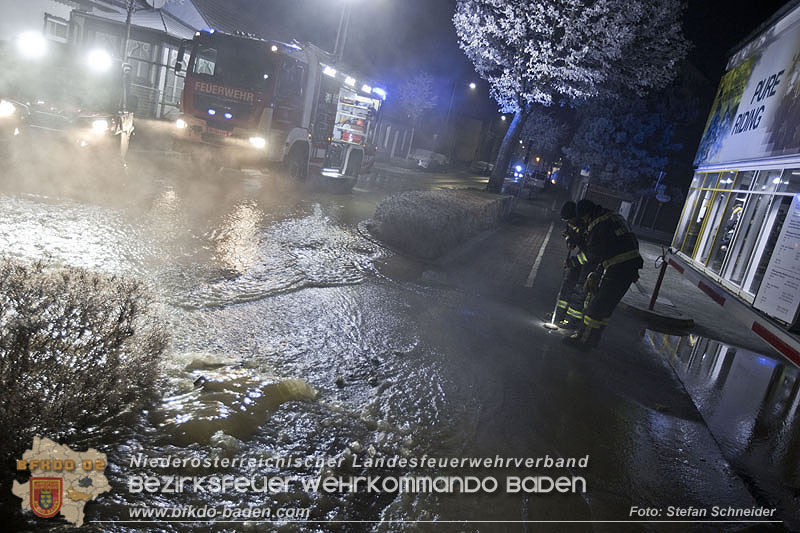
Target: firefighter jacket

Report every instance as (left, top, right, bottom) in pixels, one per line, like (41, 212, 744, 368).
(583, 207, 643, 275)
(564, 222, 589, 269)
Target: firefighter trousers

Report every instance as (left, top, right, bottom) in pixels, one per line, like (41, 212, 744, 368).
(579, 265, 639, 345)
(555, 264, 586, 324)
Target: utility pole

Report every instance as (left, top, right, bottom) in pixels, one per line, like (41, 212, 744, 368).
(442, 81, 475, 165)
(333, 3, 353, 60)
(121, 0, 135, 111)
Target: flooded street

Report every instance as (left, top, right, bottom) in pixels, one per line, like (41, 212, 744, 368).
(2, 157, 794, 531)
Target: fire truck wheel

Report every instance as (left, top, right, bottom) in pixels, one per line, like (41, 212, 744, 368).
(286, 146, 308, 180)
(345, 151, 362, 177)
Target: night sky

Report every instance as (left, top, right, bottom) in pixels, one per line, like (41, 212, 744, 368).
(235, 0, 795, 119)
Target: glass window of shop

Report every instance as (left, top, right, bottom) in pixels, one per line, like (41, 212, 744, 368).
(694, 171, 737, 264)
(674, 168, 800, 298)
(677, 174, 717, 255)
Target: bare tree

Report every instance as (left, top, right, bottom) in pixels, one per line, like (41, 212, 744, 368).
(397, 73, 439, 158)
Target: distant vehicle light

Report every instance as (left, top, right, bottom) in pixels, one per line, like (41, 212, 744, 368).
(87, 49, 112, 72)
(78, 139, 88, 147)
(17, 31, 46, 59)
(344, 76, 356, 86)
(175, 119, 188, 129)
(323, 66, 337, 77)
(372, 87, 387, 100)
(271, 45, 279, 52)
(224, 112, 233, 119)
(249, 136, 266, 149)
(0, 100, 15, 117)
(13, 128, 20, 136)
(91, 119, 109, 133)
(208, 108, 216, 116)
(551, 179, 556, 184)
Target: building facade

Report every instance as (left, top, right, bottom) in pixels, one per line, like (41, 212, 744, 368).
(0, 0, 207, 119)
(673, 0, 800, 330)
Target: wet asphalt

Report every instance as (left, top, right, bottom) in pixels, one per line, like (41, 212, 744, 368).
(0, 152, 795, 531)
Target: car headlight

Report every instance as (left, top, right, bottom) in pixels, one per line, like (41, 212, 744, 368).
(248, 136, 266, 149)
(0, 100, 15, 118)
(91, 119, 109, 133)
(175, 118, 187, 129)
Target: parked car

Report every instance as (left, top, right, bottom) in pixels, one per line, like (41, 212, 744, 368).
(470, 160, 494, 173)
(412, 149, 449, 171)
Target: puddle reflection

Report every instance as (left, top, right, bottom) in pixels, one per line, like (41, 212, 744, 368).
(645, 330, 800, 526)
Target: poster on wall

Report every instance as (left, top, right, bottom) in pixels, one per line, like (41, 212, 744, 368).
(694, 8, 800, 167)
(754, 194, 800, 324)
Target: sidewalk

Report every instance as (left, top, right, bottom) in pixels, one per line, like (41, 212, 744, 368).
(430, 189, 781, 357)
(398, 189, 777, 526)
(624, 242, 783, 357)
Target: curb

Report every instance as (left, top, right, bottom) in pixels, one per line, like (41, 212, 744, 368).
(618, 301, 695, 332)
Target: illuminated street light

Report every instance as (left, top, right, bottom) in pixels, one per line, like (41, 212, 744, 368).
(443, 81, 477, 162)
(87, 49, 113, 72)
(501, 115, 506, 121)
(17, 31, 47, 59)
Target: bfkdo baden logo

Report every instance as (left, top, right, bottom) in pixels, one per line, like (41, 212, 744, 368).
(30, 477, 63, 518)
(12, 437, 110, 527)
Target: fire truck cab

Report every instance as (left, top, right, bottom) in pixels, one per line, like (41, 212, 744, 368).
(173, 30, 385, 184)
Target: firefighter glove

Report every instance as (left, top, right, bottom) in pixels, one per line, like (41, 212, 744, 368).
(584, 272, 601, 293)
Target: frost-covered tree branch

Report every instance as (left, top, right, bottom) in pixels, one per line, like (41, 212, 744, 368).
(454, 0, 689, 192)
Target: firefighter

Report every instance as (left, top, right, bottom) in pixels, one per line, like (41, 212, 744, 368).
(554, 201, 590, 329)
(564, 199, 643, 350)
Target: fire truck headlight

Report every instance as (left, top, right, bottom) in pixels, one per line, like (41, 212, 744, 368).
(0, 100, 15, 118)
(91, 119, 109, 133)
(249, 136, 266, 149)
(87, 49, 113, 73)
(175, 119, 188, 129)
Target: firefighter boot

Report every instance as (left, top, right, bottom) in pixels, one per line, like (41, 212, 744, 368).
(562, 328, 585, 347)
(562, 326, 602, 351)
(553, 300, 568, 324)
(559, 306, 583, 330)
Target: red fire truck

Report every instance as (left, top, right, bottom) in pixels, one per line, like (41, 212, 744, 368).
(172, 29, 386, 184)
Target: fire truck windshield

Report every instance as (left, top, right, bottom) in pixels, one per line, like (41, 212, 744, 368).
(189, 36, 275, 90)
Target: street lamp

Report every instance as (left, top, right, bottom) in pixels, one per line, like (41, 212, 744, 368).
(16, 31, 47, 59)
(443, 81, 476, 164)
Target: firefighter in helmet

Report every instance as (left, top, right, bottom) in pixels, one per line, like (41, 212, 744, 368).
(554, 201, 590, 329)
(564, 199, 643, 350)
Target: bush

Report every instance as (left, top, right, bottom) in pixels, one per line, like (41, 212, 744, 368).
(0, 259, 168, 462)
(369, 190, 512, 260)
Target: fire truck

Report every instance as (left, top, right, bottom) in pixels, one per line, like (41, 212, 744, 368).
(172, 29, 386, 184)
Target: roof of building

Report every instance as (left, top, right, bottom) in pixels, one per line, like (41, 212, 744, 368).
(75, 0, 199, 40)
(189, 0, 278, 40)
